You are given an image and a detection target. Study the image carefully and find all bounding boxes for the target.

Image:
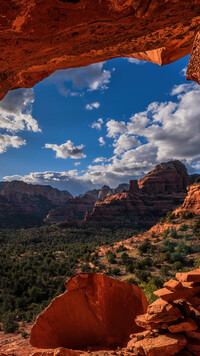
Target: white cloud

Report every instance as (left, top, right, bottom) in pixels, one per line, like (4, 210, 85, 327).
(45, 140, 86, 159)
(99, 137, 105, 146)
(180, 67, 187, 77)
(93, 157, 106, 163)
(0, 88, 40, 133)
(74, 162, 81, 166)
(85, 102, 100, 111)
(91, 118, 103, 130)
(106, 119, 127, 138)
(47, 62, 112, 97)
(128, 58, 141, 64)
(5, 83, 200, 195)
(113, 134, 140, 155)
(0, 134, 26, 153)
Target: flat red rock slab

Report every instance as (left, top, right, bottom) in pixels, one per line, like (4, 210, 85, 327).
(30, 273, 148, 350)
(176, 268, 200, 283)
(30, 348, 82, 356)
(168, 318, 198, 333)
(127, 333, 187, 356)
(153, 286, 200, 302)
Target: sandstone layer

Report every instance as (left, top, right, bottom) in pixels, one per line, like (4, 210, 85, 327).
(85, 161, 190, 228)
(30, 273, 148, 350)
(1, 1, 200, 99)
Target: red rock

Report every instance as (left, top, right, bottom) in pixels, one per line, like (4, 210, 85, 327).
(186, 340, 200, 355)
(0, 180, 72, 227)
(168, 318, 198, 333)
(135, 314, 168, 330)
(127, 333, 187, 356)
(187, 31, 200, 84)
(1, 2, 200, 99)
(31, 348, 82, 356)
(175, 183, 200, 217)
(186, 330, 200, 341)
(138, 161, 190, 194)
(30, 273, 148, 350)
(147, 299, 179, 316)
(85, 161, 189, 228)
(176, 268, 200, 283)
(153, 286, 200, 302)
(44, 194, 96, 224)
(163, 280, 182, 291)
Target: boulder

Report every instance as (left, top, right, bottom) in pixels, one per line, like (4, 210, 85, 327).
(30, 273, 148, 350)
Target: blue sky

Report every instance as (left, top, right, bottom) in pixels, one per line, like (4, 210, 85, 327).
(0, 56, 200, 195)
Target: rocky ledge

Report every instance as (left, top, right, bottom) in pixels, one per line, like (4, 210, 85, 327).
(1, 1, 200, 99)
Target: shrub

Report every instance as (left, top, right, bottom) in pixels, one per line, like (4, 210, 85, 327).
(2, 312, 18, 333)
(170, 228, 178, 239)
(135, 270, 151, 282)
(166, 211, 175, 222)
(125, 278, 138, 285)
(116, 244, 127, 253)
(138, 240, 152, 254)
(179, 224, 188, 231)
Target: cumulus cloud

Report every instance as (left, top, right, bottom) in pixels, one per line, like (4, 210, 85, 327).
(106, 119, 127, 138)
(45, 140, 86, 159)
(0, 88, 40, 133)
(5, 83, 200, 195)
(91, 118, 103, 130)
(98, 137, 105, 146)
(0, 134, 26, 153)
(113, 134, 140, 155)
(85, 102, 100, 111)
(47, 62, 112, 96)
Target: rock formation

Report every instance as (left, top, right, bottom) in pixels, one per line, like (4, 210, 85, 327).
(44, 193, 96, 224)
(85, 161, 191, 228)
(139, 161, 191, 194)
(30, 273, 148, 349)
(28, 268, 200, 356)
(0, 180, 72, 227)
(128, 267, 200, 355)
(45, 184, 129, 225)
(175, 182, 200, 217)
(1, 1, 200, 99)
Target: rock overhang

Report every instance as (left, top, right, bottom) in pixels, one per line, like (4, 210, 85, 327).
(1, 0, 200, 100)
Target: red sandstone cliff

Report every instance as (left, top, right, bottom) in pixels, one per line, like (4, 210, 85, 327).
(44, 193, 96, 224)
(0, 181, 72, 227)
(85, 161, 191, 228)
(45, 184, 129, 225)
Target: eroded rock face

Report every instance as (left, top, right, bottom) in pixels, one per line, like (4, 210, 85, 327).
(0, 180, 72, 227)
(175, 183, 200, 217)
(1, 1, 200, 99)
(138, 161, 191, 194)
(30, 273, 148, 350)
(85, 161, 190, 228)
(44, 193, 96, 224)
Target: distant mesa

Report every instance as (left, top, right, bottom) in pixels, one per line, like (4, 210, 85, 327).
(84, 160, 192, 228)
(0, 180, 72, 228)
(0, 160, 197, 228)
